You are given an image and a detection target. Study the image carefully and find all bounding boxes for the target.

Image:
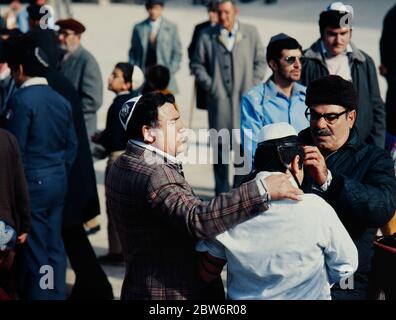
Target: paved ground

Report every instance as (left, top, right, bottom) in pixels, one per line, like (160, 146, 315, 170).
(56, 0, 394, 299)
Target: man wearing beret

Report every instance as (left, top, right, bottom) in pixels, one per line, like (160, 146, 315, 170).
(128, 0, 182, 93)
(299, 75, 396, 300)
(56, 18, 103, 149)
(301, 2, 386, 148)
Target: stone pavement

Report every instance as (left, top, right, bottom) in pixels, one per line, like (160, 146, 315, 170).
(64, 0, 394, 299)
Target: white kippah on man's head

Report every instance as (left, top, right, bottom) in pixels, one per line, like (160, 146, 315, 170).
(258, 122, 298, 144)
(325, 2, 354, 17)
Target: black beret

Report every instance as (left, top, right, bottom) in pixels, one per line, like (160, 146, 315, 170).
(305, 75, 358, 111)
(56, 18, 86, 34)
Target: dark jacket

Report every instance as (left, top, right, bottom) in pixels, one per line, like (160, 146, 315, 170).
(27, 26, 61, 70)
(380, 4, 396, 135)
(188, 21, 212, 65)
(188, 21, 213, 110)
(299, 127, 396, 287)
(46, 69, 101, 226)
(380, 4, 396, 72)
(0, 129, 30, 234)
(4, 83, 77, 174)
(96, 93, 131, 154)
(301, 40, 386, 148)
(0, 76, 16, 118)
(106, 141, 268, 300)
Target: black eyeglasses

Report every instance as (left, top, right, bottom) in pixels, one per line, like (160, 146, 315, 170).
(281, 56, 302, 65)
(305, 108, 349, 124)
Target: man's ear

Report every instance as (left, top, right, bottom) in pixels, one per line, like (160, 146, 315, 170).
(268, 60, 277, 72)
(290, 155, 300, 173)
(18, 64, 24, 77)
(124, 82, 132, 92)
(142, 125, 156, 143)
(347, 110, 356, 128)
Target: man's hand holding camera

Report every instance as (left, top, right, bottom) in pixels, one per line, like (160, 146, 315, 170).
(303, 146, 328, 186)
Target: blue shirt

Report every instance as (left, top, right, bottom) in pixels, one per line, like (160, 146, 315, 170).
(196, 174, 358, 300)
(240, 79, 309, 164)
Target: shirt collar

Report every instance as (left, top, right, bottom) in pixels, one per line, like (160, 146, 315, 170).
(320, 40, 353, 58)
(117, 91, 130, 96)
(148, 18, 162, 27)
(220, 21, 239, 37)
(265, 79, 306, 102)
(130, 139, 181, 166)
(20, 77, 48, 89)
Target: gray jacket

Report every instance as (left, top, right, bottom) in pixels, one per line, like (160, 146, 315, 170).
(191, 23, 266, 131)
(60, 45, 103, 116)
(128, 18, 182, 93)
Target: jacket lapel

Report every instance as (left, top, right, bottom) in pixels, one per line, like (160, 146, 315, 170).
(138, 20, 149, 60)
(234, 30, 243, 46)
(216, 25, 244, 51)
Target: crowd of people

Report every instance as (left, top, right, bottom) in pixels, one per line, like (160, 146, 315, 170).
(0, 0, 395, 301)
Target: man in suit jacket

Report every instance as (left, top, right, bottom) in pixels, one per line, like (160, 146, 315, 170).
(105, 92, 303, 300)
(128, 0, 182, 93)
(2, 36, 77, 300)
(188, 0, 218, 110)
(56, 18, 103, 147)
(191, 0, 266, 194)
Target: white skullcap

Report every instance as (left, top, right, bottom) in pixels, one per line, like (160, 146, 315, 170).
(132, 65, 145, 90)
(325, 2, 354, 17)
(258, 122, 298, 144)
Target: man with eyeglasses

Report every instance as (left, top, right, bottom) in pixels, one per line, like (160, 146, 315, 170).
(301, 2, 385, 148)
(299, 75, 396, 300)
(241, 33, 309, 167)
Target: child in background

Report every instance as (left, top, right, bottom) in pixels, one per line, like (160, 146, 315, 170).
(92, 62, 144, 265)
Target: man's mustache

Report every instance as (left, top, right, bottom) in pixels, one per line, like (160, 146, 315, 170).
(312, 128, 332, 137)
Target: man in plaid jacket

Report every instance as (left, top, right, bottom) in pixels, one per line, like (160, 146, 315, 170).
(105, 92, 302, 300)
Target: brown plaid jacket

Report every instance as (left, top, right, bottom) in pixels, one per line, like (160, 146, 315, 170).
(105, 141, 268, 300)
